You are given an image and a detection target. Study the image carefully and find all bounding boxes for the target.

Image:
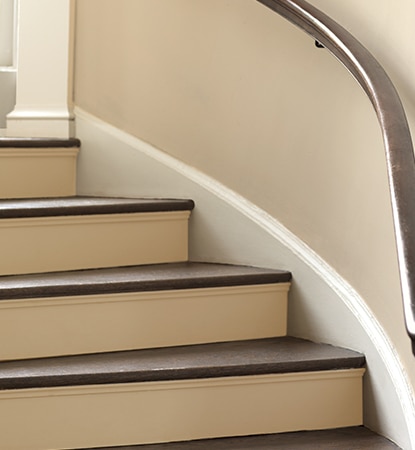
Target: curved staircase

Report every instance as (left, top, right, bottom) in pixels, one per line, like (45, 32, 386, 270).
(0, 138, 399, 449)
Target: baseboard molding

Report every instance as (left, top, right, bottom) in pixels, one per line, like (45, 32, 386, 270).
(74, 107, 415, 449)
(7, 107, 75, 138)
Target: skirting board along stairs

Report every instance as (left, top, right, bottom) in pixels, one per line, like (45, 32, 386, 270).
(0, 138, 399, 449)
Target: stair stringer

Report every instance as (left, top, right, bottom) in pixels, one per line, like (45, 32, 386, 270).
(75, 106, 415, 450)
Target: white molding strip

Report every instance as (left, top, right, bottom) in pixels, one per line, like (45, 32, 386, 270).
(7, 107, 75, 138)
(74, 107, 415, 448)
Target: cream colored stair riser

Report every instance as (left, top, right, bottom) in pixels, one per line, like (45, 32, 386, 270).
(0, 370, 364, 450)
(0, 283, 289, 360)
(0, 211, 190, 275)
(0, 148, 78, 198)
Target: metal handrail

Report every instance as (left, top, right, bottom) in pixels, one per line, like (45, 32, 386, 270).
(257, 0, 415, 353)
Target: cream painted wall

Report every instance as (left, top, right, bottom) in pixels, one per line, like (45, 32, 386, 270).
(74, 0, 415, 445)
(309, 0, 415, 139)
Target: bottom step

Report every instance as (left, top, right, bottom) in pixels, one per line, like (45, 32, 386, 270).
(88, 427, 400, 449)
(0, 338, 365, 450)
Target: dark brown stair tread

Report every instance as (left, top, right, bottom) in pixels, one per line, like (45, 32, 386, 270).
(0, 137, 81, 148)
(0, 196, 195, 218)
(0, 337, 364, 390)
(0, 262, 291, 300)
(87, 427, 399, 449)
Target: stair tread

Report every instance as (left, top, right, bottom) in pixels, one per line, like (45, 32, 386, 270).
(0, 137, 81, 148)
(88, 427, 399, 449)
(0, 196, 195, 218)
(0, 337, 364, 390)
(0, 262, 291, 300)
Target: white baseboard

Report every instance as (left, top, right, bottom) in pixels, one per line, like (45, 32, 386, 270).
(6, 107, 74, 138)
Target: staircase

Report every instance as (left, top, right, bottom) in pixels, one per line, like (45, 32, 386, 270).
(0, 138, 399, 449)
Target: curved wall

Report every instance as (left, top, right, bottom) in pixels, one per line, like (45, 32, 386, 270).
(73, 0, 415, 447)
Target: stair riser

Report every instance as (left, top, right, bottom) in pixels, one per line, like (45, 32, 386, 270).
(0, 370, 364, 450)
(0, 212, 190, 275)
(0, 284, 289, 360)
(0, 148, 78, 198)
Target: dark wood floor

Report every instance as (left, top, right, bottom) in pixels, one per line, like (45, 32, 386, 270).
(87, 427, 400, 449)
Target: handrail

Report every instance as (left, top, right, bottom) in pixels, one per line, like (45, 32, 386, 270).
(257, 0, 415, 354)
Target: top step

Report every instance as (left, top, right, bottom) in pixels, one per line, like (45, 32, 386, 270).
(0, 137, 80, 199)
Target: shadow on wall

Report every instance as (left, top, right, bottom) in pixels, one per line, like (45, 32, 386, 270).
(0, 70, 15, 129)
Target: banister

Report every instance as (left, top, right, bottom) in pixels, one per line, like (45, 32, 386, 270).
(257, 0, 415, 354)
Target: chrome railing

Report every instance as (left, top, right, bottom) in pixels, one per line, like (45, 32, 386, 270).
(257, 0, 415, 354)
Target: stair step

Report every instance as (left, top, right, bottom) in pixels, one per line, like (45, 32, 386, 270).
(0, 337, 365, 389)
(0, 137, 79, 198)
(0, 261, 290, 299)
(0, 196, 194, 275)
(0, 338, 365, 449)
(89, 427, 399, 449)
(0, 263, 291, 360)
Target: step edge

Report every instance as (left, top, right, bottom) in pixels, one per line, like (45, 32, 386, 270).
(0, 197, 195, 219)
(0, 361, 366, 391)
(0, 368, 365, 394)
(0, 137, 81, 148)
(0, 271, 292, 301)
(0, 282, 290, 305)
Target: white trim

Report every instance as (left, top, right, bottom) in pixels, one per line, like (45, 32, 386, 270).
(74, 107, 415, 448)
(7, 107, 74, 120)
(7, 0, 74, 138)
(7, 106, 75, 137)
(0, 67, 16, 73)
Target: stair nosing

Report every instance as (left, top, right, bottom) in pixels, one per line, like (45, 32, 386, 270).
(0, 196, 195, 219)
(0, 262, 292, 300)
(0, 137, 81, 148)
(0, 337, 365, 390)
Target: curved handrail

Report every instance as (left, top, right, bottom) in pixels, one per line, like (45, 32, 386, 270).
(257, 0, 415, 353)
